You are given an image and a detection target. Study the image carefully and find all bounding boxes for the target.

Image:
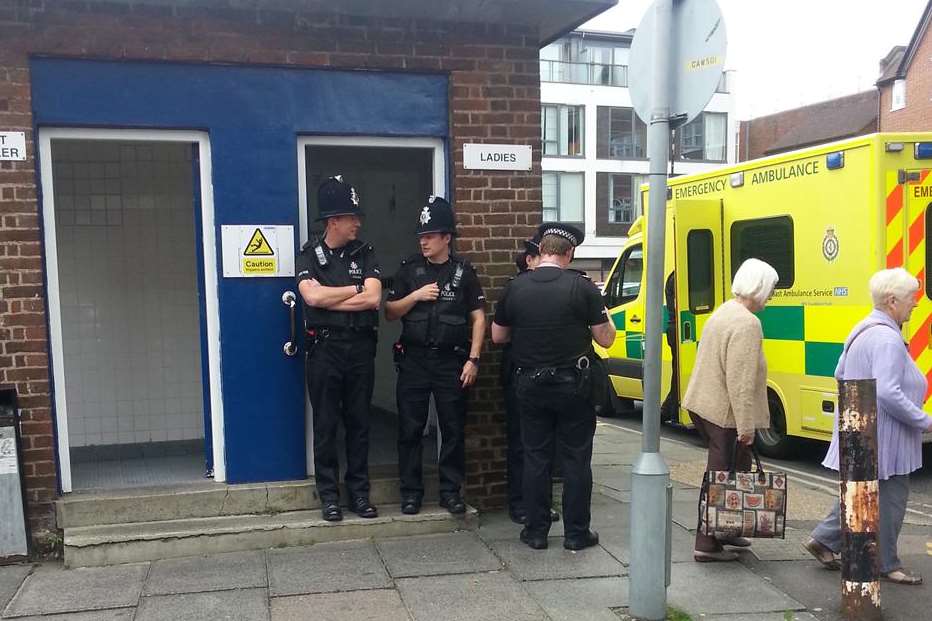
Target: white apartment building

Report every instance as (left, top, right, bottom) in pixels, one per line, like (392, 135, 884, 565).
(540, 29, 737, 279)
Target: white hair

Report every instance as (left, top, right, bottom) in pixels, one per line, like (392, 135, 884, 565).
(869, 268, 919, 307)
(731, 258, 779, 306)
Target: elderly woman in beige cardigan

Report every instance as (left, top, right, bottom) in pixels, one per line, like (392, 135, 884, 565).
(683, 258, 778, 562)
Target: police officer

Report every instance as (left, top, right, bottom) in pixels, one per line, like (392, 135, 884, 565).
(502, 233, 560, 525)
(385, 196, 486, 515)
(296, 176, 382, 522)
(492, 223, 616, 550)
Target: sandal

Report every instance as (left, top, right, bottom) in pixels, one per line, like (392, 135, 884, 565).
(802, 538, 840, 570)
(881, 569, 923, 585)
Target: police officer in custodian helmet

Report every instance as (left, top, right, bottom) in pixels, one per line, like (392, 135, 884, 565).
(492, 223, 616, 550)
(385, 196, 486, 515)
(296, 176, 382, 522)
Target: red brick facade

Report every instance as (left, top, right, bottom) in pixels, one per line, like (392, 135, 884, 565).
(0, 1, 545, 543)
(879, 18, 932, 132)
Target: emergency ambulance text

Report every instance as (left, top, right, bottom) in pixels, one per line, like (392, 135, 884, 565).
(751, 161, 820, 185)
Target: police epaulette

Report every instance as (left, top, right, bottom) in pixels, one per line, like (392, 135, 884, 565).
(348, 240, 372, 257)
(400, 253, 423, 266)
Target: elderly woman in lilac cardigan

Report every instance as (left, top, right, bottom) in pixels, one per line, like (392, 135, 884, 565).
(804, 268, 932, 585)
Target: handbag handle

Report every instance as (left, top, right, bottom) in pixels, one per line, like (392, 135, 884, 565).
(727, 440, 764, 477)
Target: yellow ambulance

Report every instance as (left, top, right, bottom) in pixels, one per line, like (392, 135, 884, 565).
(597, 132, 932, 457)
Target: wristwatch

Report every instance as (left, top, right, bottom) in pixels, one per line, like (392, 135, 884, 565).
(468, 356, 480, 366)
(355, 283, 364, 294)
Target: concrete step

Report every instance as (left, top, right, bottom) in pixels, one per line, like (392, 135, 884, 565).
(64, 504, 477, 568)
(58, 472, 440, 528)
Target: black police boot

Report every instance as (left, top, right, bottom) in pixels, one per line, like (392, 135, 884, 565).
(401, 496, 422, 515)
(350, 497, 378, 519)
(440, 494, 466, 515)
(509, 507, 528, 525)
(321, 501, 343, 522)
(549, 509, 561, 523)
(564, 530, 599, 551)
(520, 528, 548, 550)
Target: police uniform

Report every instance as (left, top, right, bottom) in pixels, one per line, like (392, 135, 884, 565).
(296, 176, 380, 522)
(494, 223, 608, 550)
(387, 197, 485, 515)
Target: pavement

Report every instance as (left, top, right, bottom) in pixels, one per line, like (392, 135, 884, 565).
(0, 421, 928, 620)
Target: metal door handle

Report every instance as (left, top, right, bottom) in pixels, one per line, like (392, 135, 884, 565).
(629, 315, 642, 323)
(683, 321, 693, 342)
(282, 291, 298, 357)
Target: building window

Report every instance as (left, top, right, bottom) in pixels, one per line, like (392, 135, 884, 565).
(730, 216, 794, 289)
(597, 107, 647, 159)
(608, 173, 647, 224)
(676, 112, 727, 162)
(542, 172, 584, 223)
(542, 104, 584, 157)
(892, 79, 906, 111)
(539, 37, 628, 87)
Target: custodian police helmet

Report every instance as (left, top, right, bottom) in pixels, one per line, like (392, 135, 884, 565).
(415, 195, 456, 236)
(317, 175, 363, 221)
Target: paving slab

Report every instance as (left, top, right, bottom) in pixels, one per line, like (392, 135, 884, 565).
(268, 540, 389, 596)
(591, 465, 632, 492)
(135, 588, 269, 621)
(4, 563, 147, 617)
(271, 589, 410, 621)
(700, 614, 820, 621)
(524, 576, 629, 621)
(667, 561, 804, 616)
(377, 531, 502, 578)
(749, 528, 815, 562)
(0, 565, 30, 613)
(10, 609, 135, 620)
(396, 572, 548, 621)
(143, 550, 267, 595)
(488, 538, 625, 581)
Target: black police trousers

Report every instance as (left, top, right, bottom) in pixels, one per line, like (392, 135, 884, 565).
(501, 348, 524, 514)
(516, 368, 596, 540)
(305, 332, 376, 503)
(396, 347, 467, 500)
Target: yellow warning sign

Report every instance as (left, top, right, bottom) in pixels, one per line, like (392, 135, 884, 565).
(242, 257, 277, 275)
(244, 228, 275, 256)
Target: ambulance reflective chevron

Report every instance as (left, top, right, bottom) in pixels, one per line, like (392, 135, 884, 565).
(597, 133, 932, 457)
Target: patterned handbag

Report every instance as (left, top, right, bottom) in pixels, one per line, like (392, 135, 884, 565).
(699, 444, 787, 539)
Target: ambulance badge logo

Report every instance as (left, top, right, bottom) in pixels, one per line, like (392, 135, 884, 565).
(419, 206, 432, 225)
(822, 227, 839, 261)
(350, 187, 359, 206)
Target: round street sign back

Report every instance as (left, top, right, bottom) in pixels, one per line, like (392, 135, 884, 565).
(628, 0, 726, 127)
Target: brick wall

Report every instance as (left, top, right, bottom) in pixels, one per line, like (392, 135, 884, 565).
(0, 0, 542, 540)
(879, 29, 932, 131)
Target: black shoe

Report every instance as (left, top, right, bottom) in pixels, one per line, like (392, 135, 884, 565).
(440, 494, 466, 515)
(509, 508, 528, 525)
(401, 496, 421, 515)
(520, 528, 548, 550)
(564, 530, 599, 551)
(549, 509, 561, 523)
(350, 497, 378, 518)
(321, 501, 343, 522)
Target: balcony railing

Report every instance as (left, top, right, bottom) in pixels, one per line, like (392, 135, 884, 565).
(540, 60, 628, 87)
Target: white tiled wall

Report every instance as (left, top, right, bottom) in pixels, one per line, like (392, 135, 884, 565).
(52, 141, 205, 447)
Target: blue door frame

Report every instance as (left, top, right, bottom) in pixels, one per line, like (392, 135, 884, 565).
(31, 59, 449, 483)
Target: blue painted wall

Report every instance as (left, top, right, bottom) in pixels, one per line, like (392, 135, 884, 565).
(31, 59, 449, 483)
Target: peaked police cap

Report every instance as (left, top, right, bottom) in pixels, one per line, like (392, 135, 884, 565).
(415, 195, 456, 235)
(317, 175, 363, 221)
(537, 222, 585, 247)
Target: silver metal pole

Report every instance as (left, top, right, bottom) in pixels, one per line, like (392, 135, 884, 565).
(629, 0, 673, 618)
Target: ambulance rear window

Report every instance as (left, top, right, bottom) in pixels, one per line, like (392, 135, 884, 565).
(687, 230, 715, 313)
(730, 216, 794, 289)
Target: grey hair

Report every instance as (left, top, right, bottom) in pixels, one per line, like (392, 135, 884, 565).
(731, 258, 779, 306)
(869, 268, 919, 307)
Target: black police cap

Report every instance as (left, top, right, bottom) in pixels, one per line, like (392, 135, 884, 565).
(317, 175, 363, 221)
(523, 231, 542, 257)
(415, 195, 456, 236)
(537, 222, 585, 247)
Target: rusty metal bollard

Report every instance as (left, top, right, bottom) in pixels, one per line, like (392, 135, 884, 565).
(837, 379, 882, 621)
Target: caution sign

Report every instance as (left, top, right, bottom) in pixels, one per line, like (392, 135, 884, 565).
(242, 228, 276, 274)
(221, 225, 295, 278)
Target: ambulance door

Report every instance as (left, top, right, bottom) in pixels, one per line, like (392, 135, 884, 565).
(903, 168, 932, 416)
(673, 199, 725, 414)
(600, 243, 646, 398)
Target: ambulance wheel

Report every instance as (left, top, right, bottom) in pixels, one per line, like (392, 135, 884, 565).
(755, 391, 794, 459)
